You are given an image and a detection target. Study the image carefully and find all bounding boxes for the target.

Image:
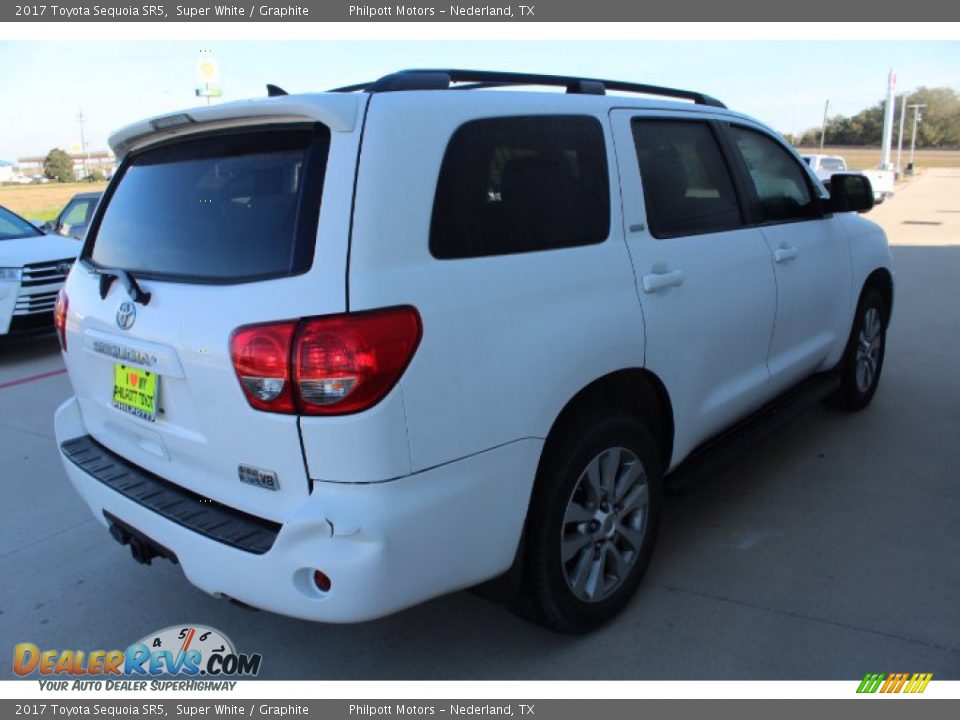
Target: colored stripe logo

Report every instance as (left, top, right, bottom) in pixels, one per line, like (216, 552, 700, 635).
(857, 673, 932, 694)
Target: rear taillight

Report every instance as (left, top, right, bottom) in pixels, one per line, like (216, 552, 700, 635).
(230, 307, 422, 416)
(230, 321, 298, 413)
(54, 289, 68, 351)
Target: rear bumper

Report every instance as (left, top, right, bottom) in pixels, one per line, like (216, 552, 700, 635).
(55, 395, 541, 622)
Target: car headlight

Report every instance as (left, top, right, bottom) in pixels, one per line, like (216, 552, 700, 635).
(0, 267, 23, 282)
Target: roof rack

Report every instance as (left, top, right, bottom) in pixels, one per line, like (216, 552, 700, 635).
(330, 69, 726, 108)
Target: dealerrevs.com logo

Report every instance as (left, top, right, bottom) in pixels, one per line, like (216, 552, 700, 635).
(14, 625, 262, 689)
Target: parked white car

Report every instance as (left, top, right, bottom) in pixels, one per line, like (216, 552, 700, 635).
(54, 70, 893, 632)
(802, 153, 895, 204)
(0, 205, 79, 338)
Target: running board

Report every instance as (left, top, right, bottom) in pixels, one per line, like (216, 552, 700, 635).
(667, 371, 841, 491)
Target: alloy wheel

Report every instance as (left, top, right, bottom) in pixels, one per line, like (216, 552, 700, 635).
(560, 447, 649, 603)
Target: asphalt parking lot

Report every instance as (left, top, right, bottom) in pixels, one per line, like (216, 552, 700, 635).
(2, 169, 958, 681)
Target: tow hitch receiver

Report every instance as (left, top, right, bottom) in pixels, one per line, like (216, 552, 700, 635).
(104, 511, 179, 566)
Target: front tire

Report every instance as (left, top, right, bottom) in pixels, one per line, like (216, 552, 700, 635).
(831, 287, 887, 411)
(524, 410, 663, 633)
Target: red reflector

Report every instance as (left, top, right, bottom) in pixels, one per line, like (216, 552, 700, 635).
(54, 289, 68, 351)
(230, 321, 297, 413)
(295, 307, 422, 415)
(313, 570, 331, 593)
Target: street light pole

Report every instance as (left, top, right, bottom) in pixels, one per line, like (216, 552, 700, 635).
(819, 99, 830, 154)
(907, 103, 927, 172)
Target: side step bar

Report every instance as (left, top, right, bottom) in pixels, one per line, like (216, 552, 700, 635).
(667, 371, 841, 490)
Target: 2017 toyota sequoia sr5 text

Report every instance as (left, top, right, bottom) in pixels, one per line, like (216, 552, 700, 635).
(53, 70, 893, 633)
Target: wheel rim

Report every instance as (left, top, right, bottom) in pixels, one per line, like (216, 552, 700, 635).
(854, 306, 883, 394)
(560, 446, 649, 603)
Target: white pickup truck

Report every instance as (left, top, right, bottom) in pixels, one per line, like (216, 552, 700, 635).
(801, 154, 895, 204)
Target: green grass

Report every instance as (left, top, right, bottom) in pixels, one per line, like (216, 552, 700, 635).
(0, 181, 108, 221)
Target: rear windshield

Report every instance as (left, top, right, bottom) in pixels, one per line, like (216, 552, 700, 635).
(820, 158, 846, 171)
(85, 125, 329, 283)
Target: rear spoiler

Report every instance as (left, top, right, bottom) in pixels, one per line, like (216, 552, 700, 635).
(109, 93, 363, 159)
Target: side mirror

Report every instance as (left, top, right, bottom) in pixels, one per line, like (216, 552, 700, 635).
(828, 173, 874, 214)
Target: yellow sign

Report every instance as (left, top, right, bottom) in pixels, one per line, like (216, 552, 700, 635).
(197, 52, 220, 84)
(112, 364, 158, 421)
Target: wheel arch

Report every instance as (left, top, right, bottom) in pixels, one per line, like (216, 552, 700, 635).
(862, 267, 894, 326)
(542, 368, 674, 473)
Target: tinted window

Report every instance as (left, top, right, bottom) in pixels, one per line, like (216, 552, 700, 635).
(0, 206, 42, 240)
(631, 120, 742, 238)
(61, 199, 92, 227)
(430, 115, 609, 259)
(732, 126, 818, 223)
(87, 126, 329, 282)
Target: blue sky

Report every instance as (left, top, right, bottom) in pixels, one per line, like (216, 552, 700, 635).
(0, 40, 958, 161)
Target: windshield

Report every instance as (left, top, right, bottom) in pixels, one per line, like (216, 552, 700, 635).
(0, 206, 43, 240)
(86, 125, 330, 283)
(821, 158, 846, 171)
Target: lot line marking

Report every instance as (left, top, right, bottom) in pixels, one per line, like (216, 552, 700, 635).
(0, 368, 67, 390)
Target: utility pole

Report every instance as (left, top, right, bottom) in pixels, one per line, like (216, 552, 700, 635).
(76, 110, 89, 178)
(896, 94, 908, 175)
(907, 103, 927, 173)
(819, 99, 830, 154)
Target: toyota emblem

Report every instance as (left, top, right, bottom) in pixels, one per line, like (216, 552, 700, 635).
(57, 262, 72, 276)
(116, 301, 136, 330)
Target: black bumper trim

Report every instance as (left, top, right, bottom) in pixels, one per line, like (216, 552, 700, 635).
(61, 435, 281, 554)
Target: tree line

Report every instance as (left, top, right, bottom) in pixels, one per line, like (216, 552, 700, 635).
(784, 86, 960, 148)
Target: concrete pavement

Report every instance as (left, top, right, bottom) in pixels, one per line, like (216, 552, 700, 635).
(1, 170, 958, 680)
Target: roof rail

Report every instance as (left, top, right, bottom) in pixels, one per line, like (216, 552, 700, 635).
(330, 69, 725, 108)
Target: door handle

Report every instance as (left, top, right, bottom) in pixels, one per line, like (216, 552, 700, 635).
(774, 246, 799, 263)
(642, 269, 685, 293)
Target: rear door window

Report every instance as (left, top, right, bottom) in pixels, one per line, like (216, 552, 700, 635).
(631, 119, 743, 238)
(85, 125, 329, 283)
(430, 115, 610, 259)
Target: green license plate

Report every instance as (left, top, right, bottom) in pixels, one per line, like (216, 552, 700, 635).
(112, 363, 158, 421)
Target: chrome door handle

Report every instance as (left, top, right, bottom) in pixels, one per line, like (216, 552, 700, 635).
(774, 246, 799, 263)
(642, 269, 685, 293)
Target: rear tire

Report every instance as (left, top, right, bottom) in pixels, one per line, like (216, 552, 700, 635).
(523, 409, 663, 633)
(830, 287, 887, 411)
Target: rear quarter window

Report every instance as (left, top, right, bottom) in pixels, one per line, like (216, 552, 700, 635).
(430, 115, 610, 259)
(85, 125, 330, 283)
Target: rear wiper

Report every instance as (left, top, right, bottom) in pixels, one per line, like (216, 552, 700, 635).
(96, 268, 152, 305)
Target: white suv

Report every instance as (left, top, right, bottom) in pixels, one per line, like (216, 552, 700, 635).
(1, 205, 78, 338)
(54, 70, 893, 633)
